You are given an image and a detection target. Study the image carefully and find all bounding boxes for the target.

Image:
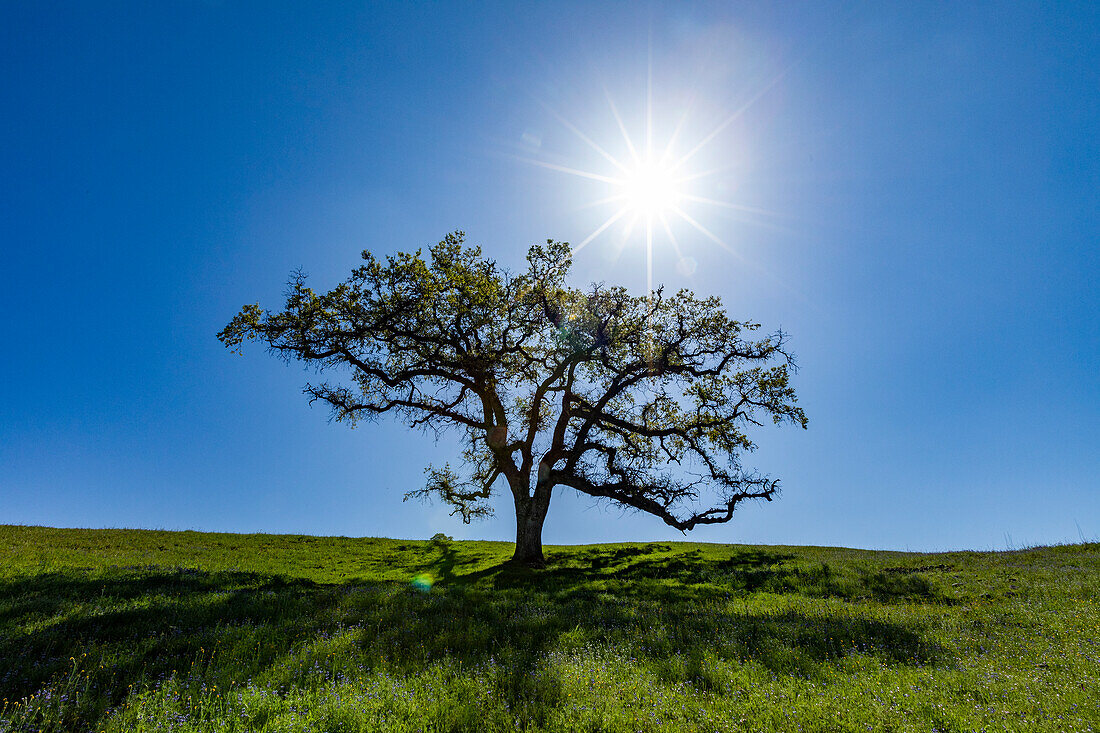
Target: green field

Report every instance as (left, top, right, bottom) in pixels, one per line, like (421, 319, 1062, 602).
(0, 525, 1097, 732)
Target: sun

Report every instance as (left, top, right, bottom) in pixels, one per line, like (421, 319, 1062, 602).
(620, 156, 681, 218)
(516, 71, 783, 295)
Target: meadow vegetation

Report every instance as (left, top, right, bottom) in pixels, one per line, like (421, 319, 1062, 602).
(0, 525, 1097, 732)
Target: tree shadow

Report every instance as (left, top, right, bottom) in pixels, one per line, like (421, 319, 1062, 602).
(0, 545, 949, 730)
(0, 568, 343, 728)
(392, 545, 950, 694)
(462, 546, 955, 605)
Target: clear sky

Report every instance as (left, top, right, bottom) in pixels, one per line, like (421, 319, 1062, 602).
(2, 2, 1097, 551)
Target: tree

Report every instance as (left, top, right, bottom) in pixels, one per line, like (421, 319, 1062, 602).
(218, 232, 807, 566)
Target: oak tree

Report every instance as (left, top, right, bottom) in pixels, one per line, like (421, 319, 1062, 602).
(219, 232, 806, 565)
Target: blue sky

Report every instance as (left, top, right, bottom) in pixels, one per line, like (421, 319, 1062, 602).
(2, 2, 1097, 550)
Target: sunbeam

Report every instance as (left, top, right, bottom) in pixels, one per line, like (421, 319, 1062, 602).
(522, 65, 785, 296)
(574, 207, 631, 253)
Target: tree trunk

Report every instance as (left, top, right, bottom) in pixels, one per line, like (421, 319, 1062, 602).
(511, 493, 549, 567)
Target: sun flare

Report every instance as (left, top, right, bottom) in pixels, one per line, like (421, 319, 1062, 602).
(518, 70, 784, 296)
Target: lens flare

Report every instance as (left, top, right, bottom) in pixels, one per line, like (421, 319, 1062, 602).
(410, 572, 435, 592)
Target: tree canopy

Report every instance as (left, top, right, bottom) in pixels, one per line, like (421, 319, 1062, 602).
(219, 232, 807, 564)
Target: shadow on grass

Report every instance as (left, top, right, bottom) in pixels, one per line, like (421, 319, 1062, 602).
(0, 546, 947, 729)
(492, 545, 954, 604)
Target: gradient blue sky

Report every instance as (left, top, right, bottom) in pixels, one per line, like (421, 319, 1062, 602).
(2, 2, 1097, 550)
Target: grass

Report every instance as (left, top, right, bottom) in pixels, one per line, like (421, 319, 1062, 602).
(0, 525, 1097, 732)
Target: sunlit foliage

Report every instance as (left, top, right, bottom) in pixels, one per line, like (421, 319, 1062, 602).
(219, 233, 806, 563)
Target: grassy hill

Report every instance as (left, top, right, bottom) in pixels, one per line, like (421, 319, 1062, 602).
(1, 525, 1097, 732)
